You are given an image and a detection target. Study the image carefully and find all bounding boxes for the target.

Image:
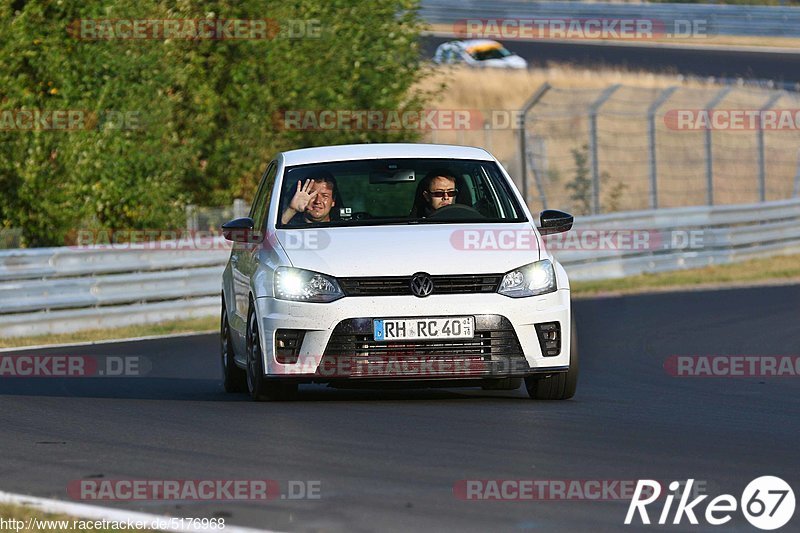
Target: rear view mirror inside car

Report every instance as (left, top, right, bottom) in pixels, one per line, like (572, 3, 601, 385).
(369, 169, 415, 183)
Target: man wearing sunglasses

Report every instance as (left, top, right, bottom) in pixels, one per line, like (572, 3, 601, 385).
(415, 169, 459, 218)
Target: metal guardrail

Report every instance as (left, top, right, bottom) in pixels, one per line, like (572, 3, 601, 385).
(0, 239, 230, 338)
(420, 0, 800, 38)
(1, 199, 799, 338)
(554, 198, 800, 280)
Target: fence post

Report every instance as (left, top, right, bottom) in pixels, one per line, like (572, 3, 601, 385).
(526, 133, 548, 210)
(185, 204, 197, 231)
(647, 86, 678, 210)
(757, 92, 783, 203)
(703, 87, 732, 206)
(518, 82, 551, 207)
(588, 84, 621, 215)
(233, 198, 248, 219)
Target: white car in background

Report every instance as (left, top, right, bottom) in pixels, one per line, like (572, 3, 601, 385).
(433, 39, 527, 69)
(220, 143, 575, 401)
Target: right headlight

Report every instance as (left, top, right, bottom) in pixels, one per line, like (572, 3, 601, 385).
(497, 259, 556, 298)
(274, 267, 344, 303)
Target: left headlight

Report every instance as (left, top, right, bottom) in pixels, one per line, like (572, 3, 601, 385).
(498, 259, 556, 298)
(274, 267, 344, 303)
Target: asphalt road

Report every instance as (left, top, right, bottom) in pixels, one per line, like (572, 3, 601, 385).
(1, 284, 799, 532)
(423, 36, 800, 88)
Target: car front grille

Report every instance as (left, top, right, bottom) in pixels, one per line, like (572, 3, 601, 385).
(337, 274, 503, 296)
(317, 315, 529, 379)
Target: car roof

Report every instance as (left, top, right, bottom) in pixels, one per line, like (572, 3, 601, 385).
(458, 39, 503, 49)
(281, 143, 494, 166)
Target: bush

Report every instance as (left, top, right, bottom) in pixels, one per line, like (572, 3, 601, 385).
(0, 0, 428, 246)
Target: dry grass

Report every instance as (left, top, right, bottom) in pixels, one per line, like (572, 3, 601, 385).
(415, 65, 800, 213)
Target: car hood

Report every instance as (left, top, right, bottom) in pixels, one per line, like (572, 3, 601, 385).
(275, 223, 541, 277)
(478, 55, 527, 69)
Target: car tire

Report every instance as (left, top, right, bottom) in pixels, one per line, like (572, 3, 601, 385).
(246, 304, 298, 402)
(481, 377, 522, 391)
(525, 313, 578, 400)
(221, 302, 247, 393)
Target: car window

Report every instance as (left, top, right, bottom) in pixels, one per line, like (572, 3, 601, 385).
(276, 158, 526, 228)
(468, 45, 511, 61)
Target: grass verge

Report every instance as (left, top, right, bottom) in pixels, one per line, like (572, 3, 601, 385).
(0, 316, 216, 349)
(571, 253, 800, 296)
(0, 503, 155, 532)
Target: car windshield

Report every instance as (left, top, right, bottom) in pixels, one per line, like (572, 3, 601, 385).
(277, 158, 526, 228)
(468, 46, 511, 61)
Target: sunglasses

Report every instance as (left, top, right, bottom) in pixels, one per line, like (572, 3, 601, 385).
(428, 189, 458, 198)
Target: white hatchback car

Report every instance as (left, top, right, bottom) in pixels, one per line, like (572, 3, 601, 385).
(220, 144, 576, 401)
(433, 39, 527, 69)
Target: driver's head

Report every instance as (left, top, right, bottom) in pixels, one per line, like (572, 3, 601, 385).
(422, 169, 457, 212)
(305, 172, 337, 223)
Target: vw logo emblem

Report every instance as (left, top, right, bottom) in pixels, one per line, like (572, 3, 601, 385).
(410, 272, 434, 298)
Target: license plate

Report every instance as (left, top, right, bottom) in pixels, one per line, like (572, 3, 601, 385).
(373, 317, 474, 341)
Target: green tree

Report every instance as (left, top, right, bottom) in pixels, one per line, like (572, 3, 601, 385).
(0, 0, 429, 246)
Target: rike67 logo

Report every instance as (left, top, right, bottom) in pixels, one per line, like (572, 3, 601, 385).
(626, 477, 795, 530)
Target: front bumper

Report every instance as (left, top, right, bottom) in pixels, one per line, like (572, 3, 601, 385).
(254, 288, 571, 380)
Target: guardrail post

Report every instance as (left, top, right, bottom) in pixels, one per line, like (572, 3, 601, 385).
(518, 82, 551, 207)
(703, 87, 732, 206)
(757, 92, 783, 203)
(588, 84, 621, 215)
(526, 133, 548, 210)
(647, 86, 678, 210)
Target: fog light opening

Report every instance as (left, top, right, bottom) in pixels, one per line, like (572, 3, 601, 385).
(275, 329, 305, 364)
(534, 321, 561, 357)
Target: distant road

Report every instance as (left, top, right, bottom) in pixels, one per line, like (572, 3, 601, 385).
(422, 36, 800, 88)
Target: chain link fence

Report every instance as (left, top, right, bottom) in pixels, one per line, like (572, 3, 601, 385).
(428, 82, 800, 215)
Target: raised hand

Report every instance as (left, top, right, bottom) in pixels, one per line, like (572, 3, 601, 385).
(289, 179, 318, 213)
(281, 179, 318, 224)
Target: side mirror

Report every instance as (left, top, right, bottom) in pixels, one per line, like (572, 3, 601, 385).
(221, 217, 260, 242)
(538, 210, 573, 235)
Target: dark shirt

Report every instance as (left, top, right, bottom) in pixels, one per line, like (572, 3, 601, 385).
(285, 212, 309, 226)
